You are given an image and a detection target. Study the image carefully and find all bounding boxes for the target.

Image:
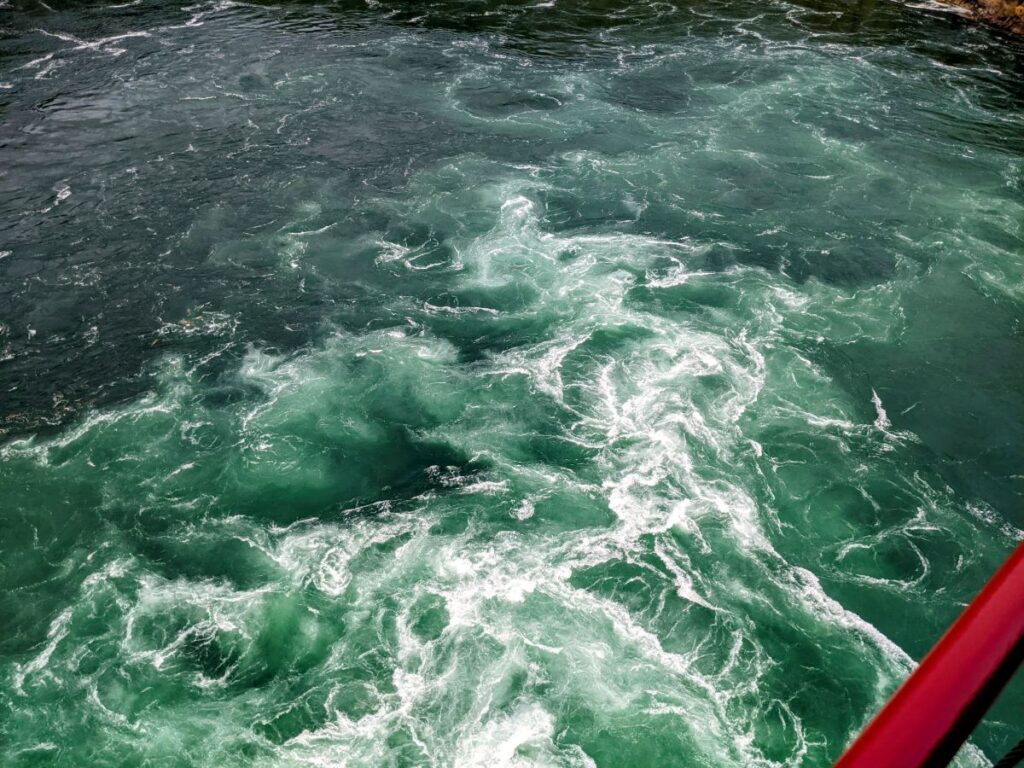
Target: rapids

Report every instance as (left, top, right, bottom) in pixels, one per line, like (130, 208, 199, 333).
(1, 1, 1023, 766)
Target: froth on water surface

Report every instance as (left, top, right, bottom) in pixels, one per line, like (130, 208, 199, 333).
(1, 0, 1023, 766)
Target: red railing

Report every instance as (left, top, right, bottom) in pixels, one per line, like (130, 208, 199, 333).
(835, 543, 1024, 768)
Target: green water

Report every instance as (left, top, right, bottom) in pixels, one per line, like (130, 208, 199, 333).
(2, 1, 1023, 765)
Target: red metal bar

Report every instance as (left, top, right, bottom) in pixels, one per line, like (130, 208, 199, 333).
(835, 543, 1024, 768)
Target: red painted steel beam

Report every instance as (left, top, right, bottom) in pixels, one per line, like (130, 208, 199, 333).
(835, 543, 1024, 768)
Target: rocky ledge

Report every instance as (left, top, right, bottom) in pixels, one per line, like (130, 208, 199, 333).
(945, 0, 1024, 34)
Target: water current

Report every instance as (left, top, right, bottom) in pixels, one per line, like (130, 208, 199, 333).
(2, 1, 1024, 765)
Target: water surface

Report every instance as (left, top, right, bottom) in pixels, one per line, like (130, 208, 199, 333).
(2, 1, 1023, 765)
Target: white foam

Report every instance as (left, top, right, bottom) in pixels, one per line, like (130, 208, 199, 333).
(13, 608, 72, 695)
(871, 388, 891, 431)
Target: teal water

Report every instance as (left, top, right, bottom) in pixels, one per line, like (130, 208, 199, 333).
(2, 1, 1024, 766)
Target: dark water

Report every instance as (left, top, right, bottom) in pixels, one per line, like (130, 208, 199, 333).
(1, 1, 1023, 765)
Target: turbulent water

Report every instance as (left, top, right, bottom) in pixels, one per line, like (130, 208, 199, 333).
(2, 1, 1024, 766)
